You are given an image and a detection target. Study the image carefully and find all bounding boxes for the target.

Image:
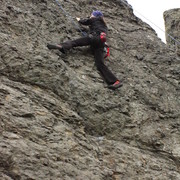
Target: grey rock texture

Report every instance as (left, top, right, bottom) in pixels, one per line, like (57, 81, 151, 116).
(164, 8, 180, 56)
(0, 0, 180, 179)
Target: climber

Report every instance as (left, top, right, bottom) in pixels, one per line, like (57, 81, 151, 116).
(47, 10, 122, 90)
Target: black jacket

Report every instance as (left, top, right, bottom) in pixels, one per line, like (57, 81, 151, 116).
(79, 17, 107, 35)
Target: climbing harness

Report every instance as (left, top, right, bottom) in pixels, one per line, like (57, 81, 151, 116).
(54, 0, 86, 36)
(97, 32, 109, 58)
(99, 32, 109, 58)
(100, 32, 106, 43)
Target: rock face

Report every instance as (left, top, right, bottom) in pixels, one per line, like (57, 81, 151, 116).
(0, 0, 180, 179)
(164, 8, 180, 56)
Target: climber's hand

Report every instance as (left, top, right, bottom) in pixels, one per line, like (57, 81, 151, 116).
(76, 17, 80, 22)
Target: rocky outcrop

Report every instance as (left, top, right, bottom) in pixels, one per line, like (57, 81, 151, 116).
(164, 8, 180, 56)
(0, 0, 180, 179)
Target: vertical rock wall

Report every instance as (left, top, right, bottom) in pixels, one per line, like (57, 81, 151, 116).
(164, 8, 180, 56)
(0, 0, 180, 179)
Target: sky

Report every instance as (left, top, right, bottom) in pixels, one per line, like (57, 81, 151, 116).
(127, 0, 180, 43)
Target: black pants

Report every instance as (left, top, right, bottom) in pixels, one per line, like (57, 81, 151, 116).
(61, 36, 118, 85)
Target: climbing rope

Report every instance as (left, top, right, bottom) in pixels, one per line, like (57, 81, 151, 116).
(121, 0, 180, 46)
(54, 0, 86, 36)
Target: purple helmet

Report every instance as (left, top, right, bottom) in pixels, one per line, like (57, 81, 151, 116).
(92, 10, 103, 17)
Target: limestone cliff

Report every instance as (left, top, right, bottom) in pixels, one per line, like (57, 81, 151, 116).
(0, 0, 180, 179)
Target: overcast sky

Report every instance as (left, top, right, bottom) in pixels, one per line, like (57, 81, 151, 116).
(127, 0, 180, 43)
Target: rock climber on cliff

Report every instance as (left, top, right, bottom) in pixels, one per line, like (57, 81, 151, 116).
(47, 10, 122, 90)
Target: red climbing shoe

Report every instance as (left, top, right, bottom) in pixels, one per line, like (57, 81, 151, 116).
(108, 80, 123, 90)
(47, 44, 65, 54)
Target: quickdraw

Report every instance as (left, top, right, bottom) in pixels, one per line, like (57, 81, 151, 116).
(104, 42, 110, 58)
